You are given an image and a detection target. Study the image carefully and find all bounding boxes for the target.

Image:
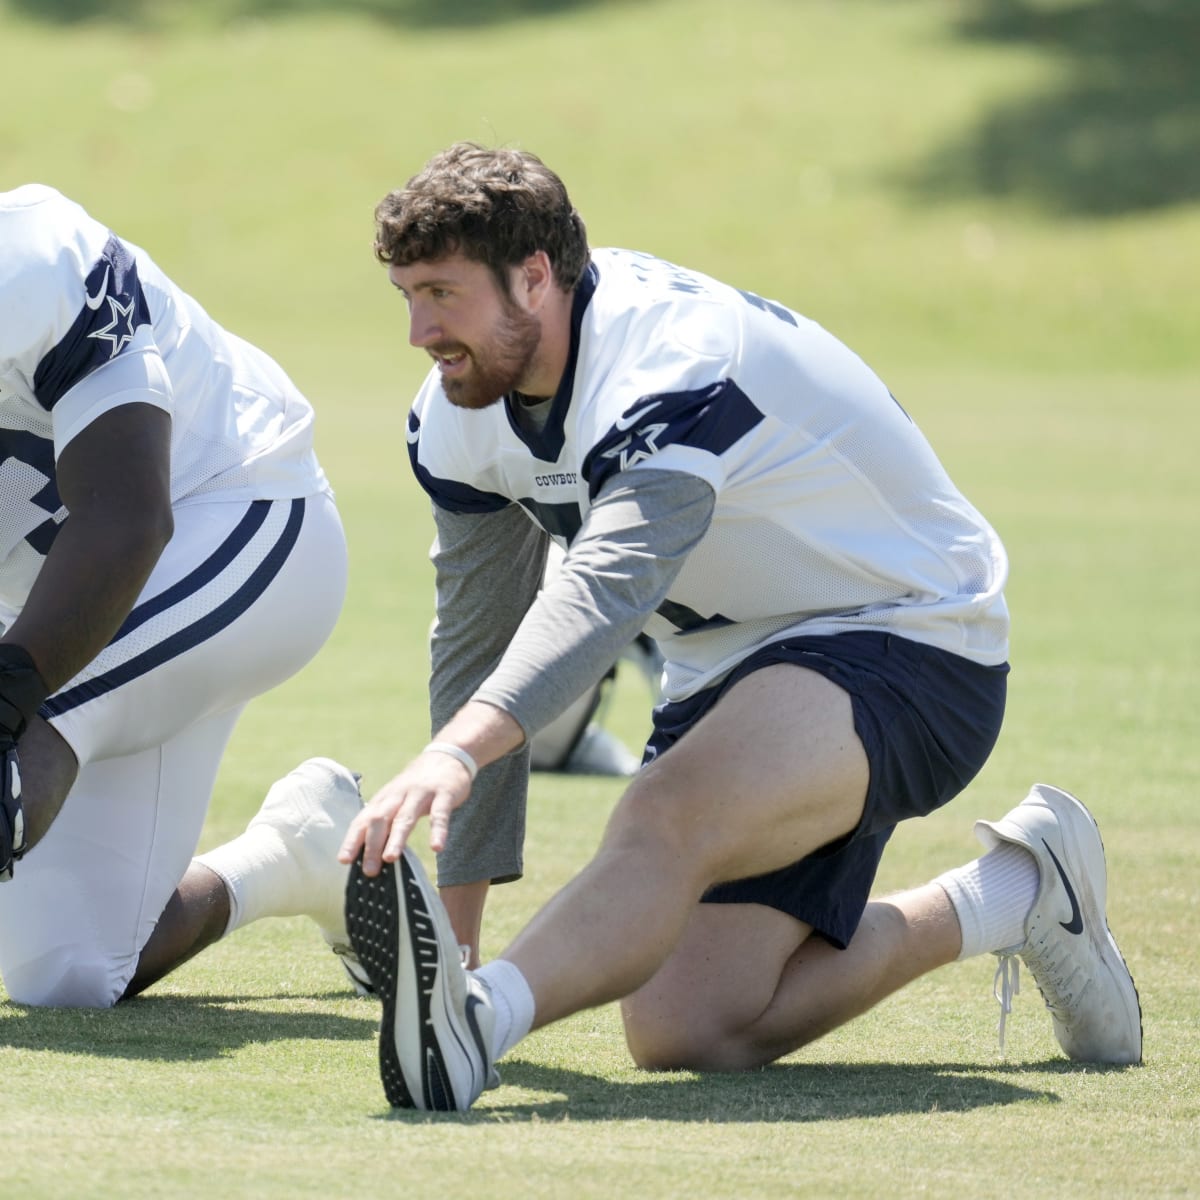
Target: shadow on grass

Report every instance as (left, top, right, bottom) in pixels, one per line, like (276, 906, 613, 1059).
(4, 0, 618, 29)
(0, 991, 378, 1060)
(901, 0, 1200, 215)
(4, 995, 1138, 1121)
(366, 1058, 1126, 1123)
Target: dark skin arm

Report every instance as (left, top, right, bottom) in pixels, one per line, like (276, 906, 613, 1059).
(2, 402, 174, 691)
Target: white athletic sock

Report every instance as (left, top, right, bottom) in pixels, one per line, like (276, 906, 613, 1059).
(935, 842, 1040, 961)
(194, 826, 302, 937)
(475, 958, 536, 1061)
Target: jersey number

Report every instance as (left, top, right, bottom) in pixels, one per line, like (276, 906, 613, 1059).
(0, 432, 65, 556)
(736, 288, 798, 327)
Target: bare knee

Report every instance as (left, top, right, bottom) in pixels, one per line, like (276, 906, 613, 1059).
(620, 896, 822, 1073)
(622, 990, 771, 1073)
(622, 995, 709, 1071)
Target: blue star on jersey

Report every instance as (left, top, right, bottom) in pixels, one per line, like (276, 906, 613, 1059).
(31, 235, 152, 410)
(583, 380, 763, 498)
(88, 292, 139, 358)
(599, 420, 669, 472)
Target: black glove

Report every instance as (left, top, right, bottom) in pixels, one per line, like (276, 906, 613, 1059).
(0, 644, 50, 882)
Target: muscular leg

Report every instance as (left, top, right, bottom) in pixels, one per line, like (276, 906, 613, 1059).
(129, 754, 367, 999)
(502, 664, 871, 1028)
(0, 495, 349, 1008)
(121, 862, 230, 999)
(622, 883, 961, 1071)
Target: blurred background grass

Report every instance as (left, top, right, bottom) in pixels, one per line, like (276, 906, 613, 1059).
(1, 3, 1197, 1193)
(6, 0, 1199, 381)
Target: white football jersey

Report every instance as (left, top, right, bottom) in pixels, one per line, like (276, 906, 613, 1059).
(0, 184, 327, 622)
(409, 247, 1009, 698)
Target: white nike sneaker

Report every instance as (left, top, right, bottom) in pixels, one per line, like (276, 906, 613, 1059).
(345, 848, 497, 1111)
(246, 757, 373, 996)
(975, 783, 1142, 1064)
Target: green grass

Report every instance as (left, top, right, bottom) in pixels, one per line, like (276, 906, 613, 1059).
(1, 0, 1198, 1196)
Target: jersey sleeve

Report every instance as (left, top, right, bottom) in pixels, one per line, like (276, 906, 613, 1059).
(576, 280, 762, 499)
(50, 344, 172, 457)
(472, 468, 714, 735)
(0, 187, 162, 453)
(581, 378, 764, 499)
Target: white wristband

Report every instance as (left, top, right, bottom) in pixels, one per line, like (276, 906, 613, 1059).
(423, 741, 479, 782)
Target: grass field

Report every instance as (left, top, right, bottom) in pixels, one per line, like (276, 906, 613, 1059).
(2, 0, 1198, 1196)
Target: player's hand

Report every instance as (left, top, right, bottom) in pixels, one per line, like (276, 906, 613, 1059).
(338, 749, 474, 876)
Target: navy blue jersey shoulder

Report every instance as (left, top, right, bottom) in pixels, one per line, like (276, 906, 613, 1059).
(582, 379, 763, 498)
(32, 235, 151, 411)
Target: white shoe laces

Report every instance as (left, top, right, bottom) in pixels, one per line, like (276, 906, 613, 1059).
(993, 931, 1087, 1055)
(993, 952, 1021, 1054)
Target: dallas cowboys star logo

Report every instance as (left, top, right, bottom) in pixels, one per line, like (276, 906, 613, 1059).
(600, 421, 670, 472)
(87, 293, 139, 358)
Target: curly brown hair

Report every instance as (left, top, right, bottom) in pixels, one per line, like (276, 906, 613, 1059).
(373, 142, 590, 295)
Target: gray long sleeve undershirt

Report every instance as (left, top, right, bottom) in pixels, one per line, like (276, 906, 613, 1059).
(431, 467, 716, 887)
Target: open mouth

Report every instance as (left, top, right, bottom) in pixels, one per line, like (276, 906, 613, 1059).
(431, 347, 469, 375)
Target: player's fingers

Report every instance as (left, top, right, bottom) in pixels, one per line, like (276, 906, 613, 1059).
(337, 806, 372, 863)
(360, 812, 392, 876)
(428, 792, 454, 854)
(348, 786, 410, 875)
(382, 802, 423, 863)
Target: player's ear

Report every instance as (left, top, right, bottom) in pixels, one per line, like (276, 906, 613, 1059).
(515, 250, 554, 312)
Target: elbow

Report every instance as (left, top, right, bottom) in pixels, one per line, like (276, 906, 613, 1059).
(152, 499, 175, 554)
(121, 492, 174, 572)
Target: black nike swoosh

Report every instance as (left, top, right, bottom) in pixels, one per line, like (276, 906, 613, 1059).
(465, 992, 489, 1082)
(1042, 839, 1084, 934)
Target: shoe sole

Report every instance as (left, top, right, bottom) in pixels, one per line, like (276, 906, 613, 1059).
(344, 850, 489, 1110)
(344, 856, 416, 1107)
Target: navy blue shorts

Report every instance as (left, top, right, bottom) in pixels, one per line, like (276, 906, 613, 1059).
(644, 632, 1008, 949)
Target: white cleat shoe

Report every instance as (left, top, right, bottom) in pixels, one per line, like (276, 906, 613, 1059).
(975, 783, 1142, 1064)
(344, 848, 497, 1111)
(247, 757, 372, 995)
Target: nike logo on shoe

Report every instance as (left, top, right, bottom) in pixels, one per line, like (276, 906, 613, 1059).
(1042, 838, 1084, 934)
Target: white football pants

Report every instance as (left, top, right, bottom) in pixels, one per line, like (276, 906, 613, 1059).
(0, 490, 347, 1007)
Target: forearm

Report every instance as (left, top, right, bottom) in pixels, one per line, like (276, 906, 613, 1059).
(5, 505, 170, 690)
(474, 468, 714, 735)
(5, 402, 174, 691)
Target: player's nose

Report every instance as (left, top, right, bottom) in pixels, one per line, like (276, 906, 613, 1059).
(408, 303, 440, 349)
